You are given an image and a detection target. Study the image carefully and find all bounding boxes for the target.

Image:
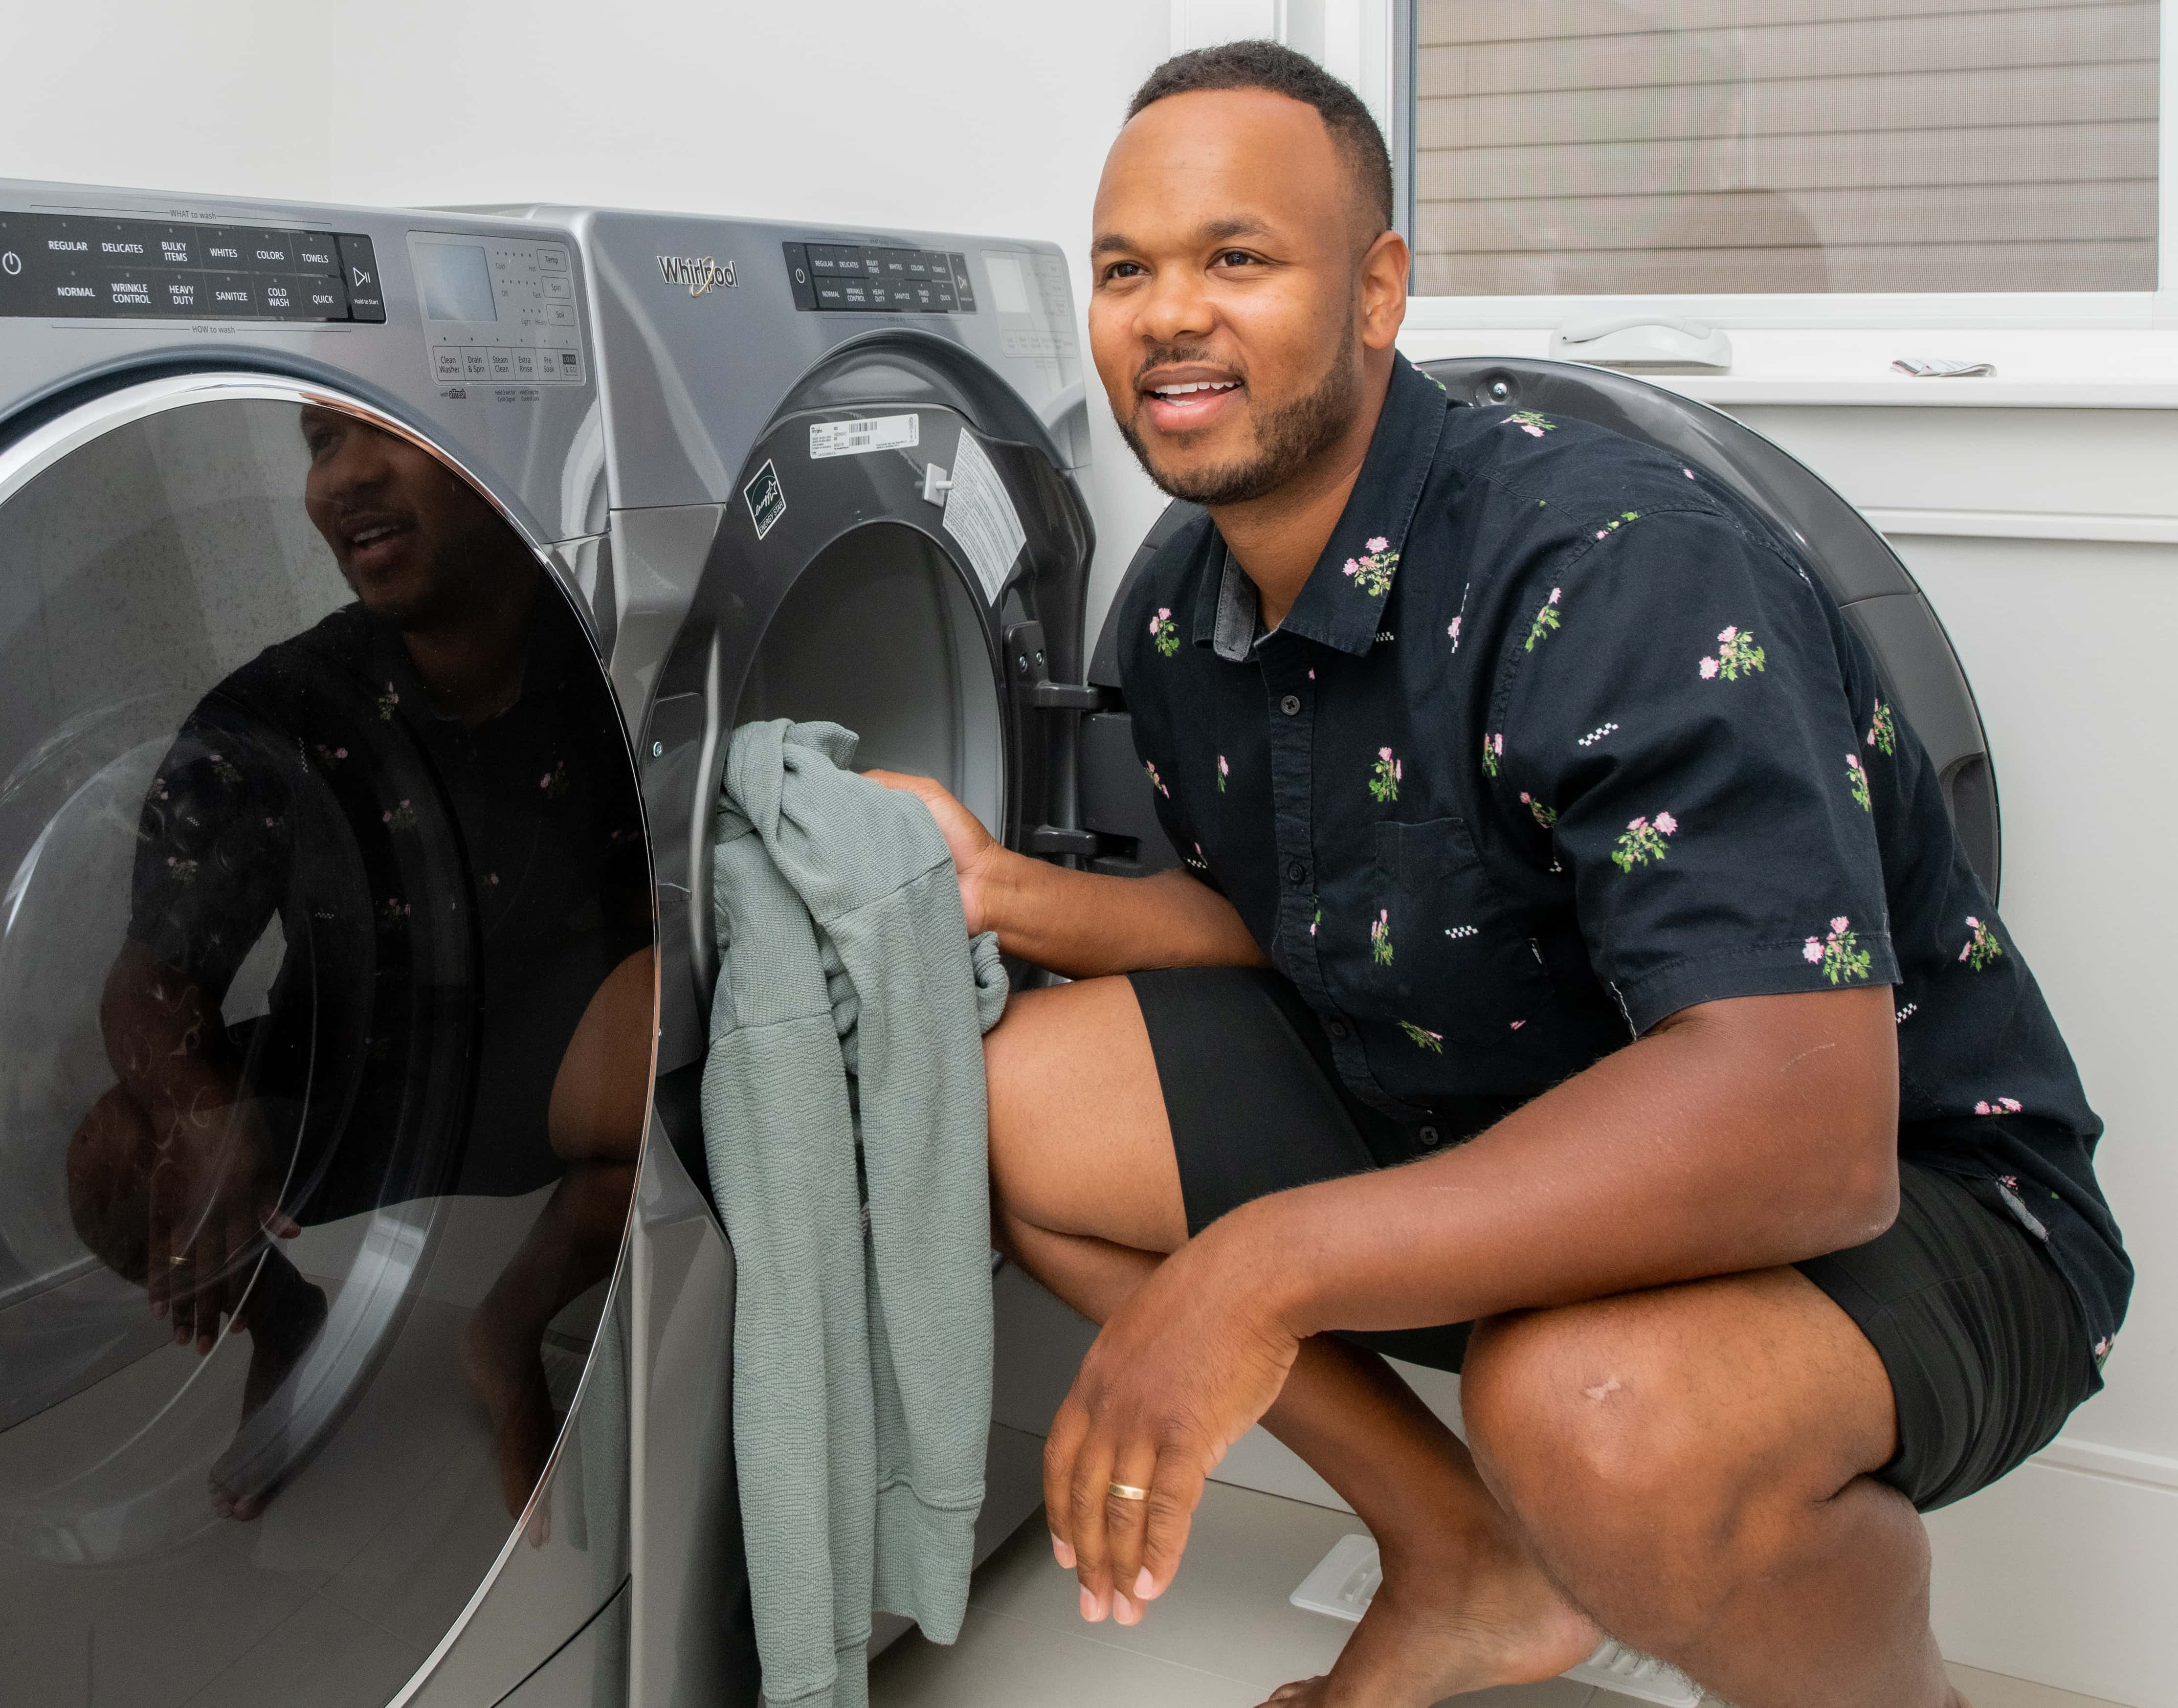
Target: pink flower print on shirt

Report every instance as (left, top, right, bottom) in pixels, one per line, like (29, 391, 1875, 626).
(1149, 606, 1180, 658)
(1399, 1020, 1445, 1053)
(1846, 752, 1872, 813)
(1368, 747, 1402, 803)
(1700, 624, 1767, 682)
(1217, 754, 1230, 793)
(1481, 732, 1504, 777)
(1344, 542, 1400, 597)
(1502, 410, 1554, 437)
(1370, 909, 1394, 967)
(381, 799, 417, 832)
(1143, 759, 1169, 797)
(1683, 467, 1696, 479)
(1610, 813, 1676, 873)
(1520, 791, 1558, 830)
(1867, 701, 1897, 755)
(1805, 916, 1872, 985)
(377, 683, 400, 721)
(539, 760, 569, 799)
(1959, 915, 2004, 971)
(1974, 1097, 2024, 1115)
(1524, 587, 1563, 653)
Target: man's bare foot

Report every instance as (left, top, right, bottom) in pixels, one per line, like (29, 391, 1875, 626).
(210, 1258, 329, 1521)
(460, 1299, 560, 1541)
(1258, 1520, 1599, 1708)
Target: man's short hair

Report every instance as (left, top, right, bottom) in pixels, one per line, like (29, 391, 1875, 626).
(1126, 40, 1395, 236)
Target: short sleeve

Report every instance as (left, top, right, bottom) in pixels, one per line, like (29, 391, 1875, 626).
(129, 716, 291, 997)
(1489, 507, 1897, 1032)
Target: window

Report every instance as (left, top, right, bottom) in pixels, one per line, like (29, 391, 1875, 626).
(1407, 1, 2162, 298)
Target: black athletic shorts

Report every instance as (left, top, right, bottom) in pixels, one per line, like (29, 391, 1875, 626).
(1131, 964, 2095, 1513)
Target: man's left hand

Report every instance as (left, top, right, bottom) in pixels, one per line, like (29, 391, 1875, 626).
(1042, 1221, 1301, 1623)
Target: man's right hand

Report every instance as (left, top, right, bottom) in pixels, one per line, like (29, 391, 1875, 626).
(146, 1084, 299, 1353)
(863, 769, 1008, 936)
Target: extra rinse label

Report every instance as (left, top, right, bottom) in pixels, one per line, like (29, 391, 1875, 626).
(809, 414, 920, 459)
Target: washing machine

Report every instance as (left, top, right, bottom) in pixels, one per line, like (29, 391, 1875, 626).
(0, 179, 663, 1708)
(0, 181, 1111, 1708)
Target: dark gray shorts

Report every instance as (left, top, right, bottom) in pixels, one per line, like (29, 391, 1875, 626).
(1132, 964, 2095, 1512)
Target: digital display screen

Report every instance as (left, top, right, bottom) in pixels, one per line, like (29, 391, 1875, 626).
(415, 242, 496, 323)
(982, 253, 1031, 317)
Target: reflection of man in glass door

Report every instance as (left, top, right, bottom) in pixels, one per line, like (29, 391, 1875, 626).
(66, 407, 653, 1526)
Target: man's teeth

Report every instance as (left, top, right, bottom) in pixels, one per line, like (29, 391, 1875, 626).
(1155, 381, 1238, 397)
(352, 524, 400, 545)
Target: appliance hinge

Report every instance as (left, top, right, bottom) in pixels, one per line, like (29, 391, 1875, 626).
(1003, 620, 1108, 716)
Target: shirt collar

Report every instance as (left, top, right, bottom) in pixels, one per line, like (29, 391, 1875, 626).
(1192, 355, 1450, 661)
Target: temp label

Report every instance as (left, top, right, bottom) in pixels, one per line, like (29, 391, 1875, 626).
(809, 413, 919, 459)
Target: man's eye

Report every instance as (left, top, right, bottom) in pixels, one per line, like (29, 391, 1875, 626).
(1103, 260, 1145, 283)
(1213, 250, 1258, 268)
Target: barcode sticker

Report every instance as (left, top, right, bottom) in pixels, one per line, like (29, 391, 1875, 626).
(809, 413, 920, 459)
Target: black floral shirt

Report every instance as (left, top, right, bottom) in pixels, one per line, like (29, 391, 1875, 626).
(1118, 355, 2128, 1374)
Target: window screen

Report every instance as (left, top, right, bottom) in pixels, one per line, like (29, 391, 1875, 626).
(1412, 1, 2160, 295)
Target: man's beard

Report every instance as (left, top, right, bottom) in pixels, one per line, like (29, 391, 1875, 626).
(1118, 332, 1364, 508)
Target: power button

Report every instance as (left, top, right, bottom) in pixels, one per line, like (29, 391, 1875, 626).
(0, 251, 21, 276)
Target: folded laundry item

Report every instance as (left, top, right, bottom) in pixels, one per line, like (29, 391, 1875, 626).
(700, 718, 1006, 1708)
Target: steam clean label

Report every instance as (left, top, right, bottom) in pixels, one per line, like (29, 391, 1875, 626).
(810, 413, 920, 459)
(943, 430, 1027, 604)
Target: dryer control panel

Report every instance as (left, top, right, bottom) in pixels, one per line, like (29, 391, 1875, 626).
(408, 231, 585, 385)
(0, 211, 383, 321)
(783, 242, 978, 313)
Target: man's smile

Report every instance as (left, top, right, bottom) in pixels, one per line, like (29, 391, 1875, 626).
(1139, 363, 1246, 435)
(333, 509, 419, 577)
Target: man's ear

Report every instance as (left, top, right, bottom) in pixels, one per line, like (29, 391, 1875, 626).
(1358, 228, 1410, 353)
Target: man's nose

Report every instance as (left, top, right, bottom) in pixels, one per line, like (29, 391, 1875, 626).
(1135, 266, 1217, 348)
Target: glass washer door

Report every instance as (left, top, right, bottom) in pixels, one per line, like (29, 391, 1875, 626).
(0, 375, 654, 1707)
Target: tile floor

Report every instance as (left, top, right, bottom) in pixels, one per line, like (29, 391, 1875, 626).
(870, 1482, 2128, 1708)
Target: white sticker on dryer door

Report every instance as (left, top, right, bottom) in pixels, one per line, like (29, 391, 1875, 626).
(943, 430, 1027, 604)
(810, 413, 920, 459)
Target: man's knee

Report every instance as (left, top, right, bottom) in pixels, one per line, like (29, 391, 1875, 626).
(1461, 1302, 1778, 1641)
(66, 1086, 155, 1279)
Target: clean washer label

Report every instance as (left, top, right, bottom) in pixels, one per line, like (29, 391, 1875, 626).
(943, 430, 1027, 604)
(809, 413, 919, 459)
(744, 458, 787, 539)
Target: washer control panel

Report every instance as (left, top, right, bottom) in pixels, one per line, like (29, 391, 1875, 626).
(407, 232, 585, 386)
(0, 211, 383, 320)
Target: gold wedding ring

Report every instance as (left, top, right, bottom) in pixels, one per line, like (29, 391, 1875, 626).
(1106, 1482, 1150, 1502)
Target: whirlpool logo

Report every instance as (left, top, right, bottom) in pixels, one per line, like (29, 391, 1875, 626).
(657, 254, 737, 297)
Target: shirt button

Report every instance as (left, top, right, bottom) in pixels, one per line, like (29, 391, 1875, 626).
(1418, 1125, 1441, 1148)
(1280, 693, 1301, 716)
(1327, 1018, 1350, 1040)
(1286, 859, 1307, 885)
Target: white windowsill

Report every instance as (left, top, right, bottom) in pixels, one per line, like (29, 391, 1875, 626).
(1397, 322, 2178, 410)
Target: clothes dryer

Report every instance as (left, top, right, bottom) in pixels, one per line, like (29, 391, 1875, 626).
(480, 206, 1106, 1690)
(0, 181, 659, 1708)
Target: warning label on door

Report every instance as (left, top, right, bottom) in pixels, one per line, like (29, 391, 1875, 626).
(810, 413, 919, 459)
(943, 430, 1027, 605)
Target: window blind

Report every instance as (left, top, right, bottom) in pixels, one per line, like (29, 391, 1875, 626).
(1412, 0, 2160, 294)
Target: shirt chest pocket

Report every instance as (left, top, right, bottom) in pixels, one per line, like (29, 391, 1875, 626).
(1372, 818, 1553, 1042)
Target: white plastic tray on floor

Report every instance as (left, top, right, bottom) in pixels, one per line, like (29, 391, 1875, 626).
(1289, 1534, 1703, 1707)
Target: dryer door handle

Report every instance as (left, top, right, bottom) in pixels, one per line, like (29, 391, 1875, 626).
(687, 626, 726, 1006)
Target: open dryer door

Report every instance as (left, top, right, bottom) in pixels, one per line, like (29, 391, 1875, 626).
(643, 337, 1095, 1096)
(0, 377, 655, 1708)
(1078, 360, 2001, 903)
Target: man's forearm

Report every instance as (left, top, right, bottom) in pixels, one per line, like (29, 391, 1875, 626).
(978, 854, 1267, 978)
(1222, 987, 1901, 1340)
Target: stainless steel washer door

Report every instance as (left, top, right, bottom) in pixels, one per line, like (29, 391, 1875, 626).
(0, 376, 654, 1707)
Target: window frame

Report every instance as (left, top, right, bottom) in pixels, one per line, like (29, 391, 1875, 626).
(1361, 0, 2177, 334)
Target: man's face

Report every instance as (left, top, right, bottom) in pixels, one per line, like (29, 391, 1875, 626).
(1089, 88, 1389, 506)
(300, 407, 510, 626)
